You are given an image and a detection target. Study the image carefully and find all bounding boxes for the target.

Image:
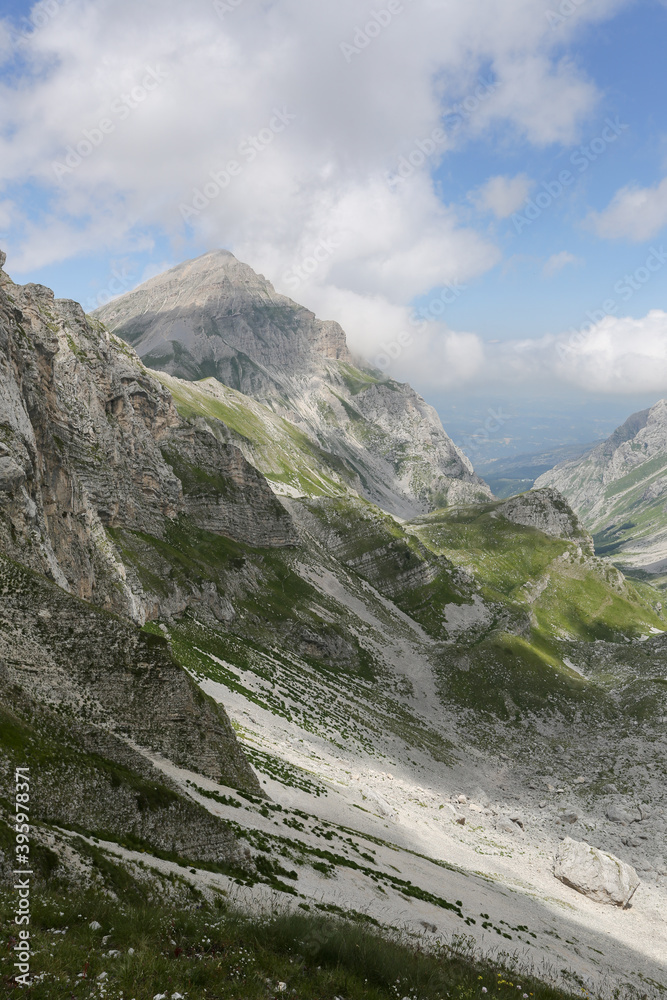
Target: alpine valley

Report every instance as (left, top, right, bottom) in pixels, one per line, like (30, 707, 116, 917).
(1, 249, 665, 999)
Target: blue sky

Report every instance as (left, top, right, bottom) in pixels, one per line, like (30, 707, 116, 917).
(431, 1, 667, 342)
(2, 0, 667, 460)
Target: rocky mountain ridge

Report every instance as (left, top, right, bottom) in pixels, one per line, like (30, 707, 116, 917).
(0, 250, 295, 625)
(95, 250, 491, 517)
(537, 399, 667, 575)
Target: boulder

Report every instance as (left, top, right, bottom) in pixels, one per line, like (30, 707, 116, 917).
(496, 818, 523, 836)
(554, 837, 640, 907)
(606, 804, 638, 825)
(0, 457, 25, 491)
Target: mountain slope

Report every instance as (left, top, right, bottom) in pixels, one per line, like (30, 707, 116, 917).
(94, 250, 490, 517)
(536, 399, 667, 577)
(0, 249, 267, 870)
(2, 253, 667, 995)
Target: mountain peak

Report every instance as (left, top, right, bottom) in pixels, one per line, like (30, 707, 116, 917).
(95, 249, 351, 382)
(95, 252, 490, 517)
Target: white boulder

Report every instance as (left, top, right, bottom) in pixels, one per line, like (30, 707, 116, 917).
(554, 837, 640, 907)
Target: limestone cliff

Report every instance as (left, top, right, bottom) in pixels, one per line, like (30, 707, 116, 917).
(0, 251, 296, 624)
(0, 552, 259, 793)
(0, 248, 263, 821)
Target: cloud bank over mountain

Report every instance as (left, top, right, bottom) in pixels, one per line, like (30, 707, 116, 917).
(0, 0, 644, 392)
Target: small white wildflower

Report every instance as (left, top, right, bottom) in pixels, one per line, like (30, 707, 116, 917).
(97, 972, 108, 980)
(277, 984, 287, 993)
(89, 920, 102, 931)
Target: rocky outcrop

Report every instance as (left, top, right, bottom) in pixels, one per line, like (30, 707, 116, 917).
(0, 254, 295, 622)
(95, 250, 491, 517)
(554, 837, 640, 907)
(162, 422, 297, 548)
(497, 488, 593, 550)
(0, 553, 260, 792)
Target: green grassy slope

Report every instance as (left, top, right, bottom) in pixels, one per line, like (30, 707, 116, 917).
(0, 862, 591, 1000)
(406, 500, 667, 722)
(158, 372, 357, 499)
(103, 475, 667, 757)
(534, 405, 667, 579)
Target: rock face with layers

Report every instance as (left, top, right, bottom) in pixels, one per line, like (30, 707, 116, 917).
(0, 553, 260, 793)
(0, 252, 296, 623)
(554, 837, 640, 907)
(95, 250, 491, 517)
(0, 249, 262, 835)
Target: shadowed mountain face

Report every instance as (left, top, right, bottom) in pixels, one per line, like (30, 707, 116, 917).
(95, 251, 491, 518)
(537, 399, 667, 577)
(0, 249, 263, 859)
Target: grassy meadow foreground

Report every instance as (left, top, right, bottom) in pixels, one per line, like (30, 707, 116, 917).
(0, 877, 604, 1000)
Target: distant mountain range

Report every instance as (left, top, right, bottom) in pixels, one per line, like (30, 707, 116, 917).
(95, 251, 490, 518)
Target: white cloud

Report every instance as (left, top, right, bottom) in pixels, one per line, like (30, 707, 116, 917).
(296, 282, 486, 389)
(543, 250, 580, 275)
(472, 310, 667, 395)
(469, 173, 533, 219)
(0, 0, 631, 368)
(553, 310, 667, 393)
(586, 177, 667, 242)
(396, 326, 487, 391)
